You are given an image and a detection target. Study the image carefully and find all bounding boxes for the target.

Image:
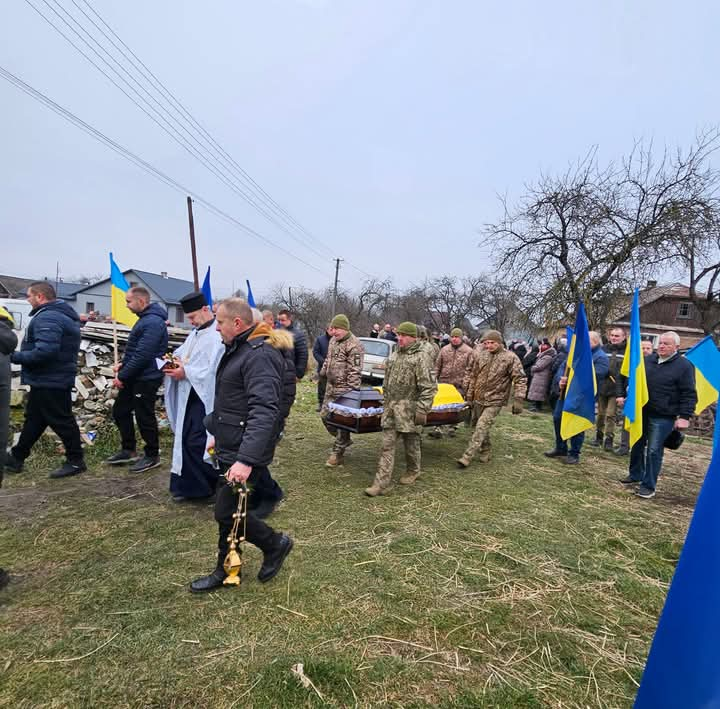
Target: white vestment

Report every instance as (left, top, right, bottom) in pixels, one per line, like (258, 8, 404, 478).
(164, 324, 224, 476)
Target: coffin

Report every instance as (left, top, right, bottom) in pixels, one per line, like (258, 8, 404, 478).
(325, 384, 467, 434)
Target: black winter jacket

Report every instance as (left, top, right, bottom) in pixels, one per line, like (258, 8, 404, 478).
(11, 300, 80, 389)
(599, 341, 626, 397)
(312, 332, 331, 373)
(0, 318, 18, 383)
(645, 352, 697, 419)
(207, 324, 285, 467)
(284, 323, 308, 379)
(118, 303, 169, 383)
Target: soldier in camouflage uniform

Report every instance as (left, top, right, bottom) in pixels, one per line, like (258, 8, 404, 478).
(320, 314, 364, 467)
(417, 325, 440, 372)
(365, 322, 438, 496)
(457, 329, 526, 468)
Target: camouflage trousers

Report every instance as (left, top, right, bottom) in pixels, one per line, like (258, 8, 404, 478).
(373, 429, 422, 489)
(462, 405, 502, 463)
(331, 428, 352, 454)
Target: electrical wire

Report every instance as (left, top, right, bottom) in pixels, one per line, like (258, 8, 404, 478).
(0, 64, 333, 277)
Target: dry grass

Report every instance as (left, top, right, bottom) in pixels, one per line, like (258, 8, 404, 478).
(0, 382, 711, 708)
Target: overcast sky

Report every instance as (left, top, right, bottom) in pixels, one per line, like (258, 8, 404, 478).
(1, 0, 718, 300)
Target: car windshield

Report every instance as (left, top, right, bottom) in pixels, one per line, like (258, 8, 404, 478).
(362, 340, 391, 357)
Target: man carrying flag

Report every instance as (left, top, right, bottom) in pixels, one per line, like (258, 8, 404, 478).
(618, 331, 696, 499)
(545, 303, 607, 465)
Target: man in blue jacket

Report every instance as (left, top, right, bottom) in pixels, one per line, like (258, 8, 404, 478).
(545, 330, 609, 465)
(277, 309, 308, 381)
(107, 287, 168, 473)
(6, 282, 84, 479)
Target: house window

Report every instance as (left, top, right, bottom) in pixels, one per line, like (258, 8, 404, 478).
(175, 306, 184, 323)
(86, 302, 95, 313)
(129, 281, 138, 288)
(677, 302, 692, 319)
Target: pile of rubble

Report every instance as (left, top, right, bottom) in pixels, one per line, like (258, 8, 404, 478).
(10, 321, 190, 441)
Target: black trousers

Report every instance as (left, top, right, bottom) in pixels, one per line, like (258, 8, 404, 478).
(214, 469, 280, 567)
(13, 387, 83, 464)
(317, 374, 327, 405)
(112, 379, 161, 457)
(248, 464, 283, 509)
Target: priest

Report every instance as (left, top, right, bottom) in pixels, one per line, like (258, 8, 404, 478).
(164, 291, 225, 501)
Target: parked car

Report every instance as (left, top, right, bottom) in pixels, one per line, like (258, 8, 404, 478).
(358, 337, 397, 383)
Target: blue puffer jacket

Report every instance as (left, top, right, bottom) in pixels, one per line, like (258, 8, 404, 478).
(11, 300, 81, 389)
(118, 302, 169, 383)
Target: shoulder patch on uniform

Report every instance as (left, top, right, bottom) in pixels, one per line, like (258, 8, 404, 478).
(354, 353, 361, 367)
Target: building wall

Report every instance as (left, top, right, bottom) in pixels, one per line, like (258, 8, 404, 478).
(640, 297, 703, 330)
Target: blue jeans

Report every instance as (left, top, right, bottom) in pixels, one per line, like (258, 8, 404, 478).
(553, 399, 585, 457)
(629, 414, 675, 491)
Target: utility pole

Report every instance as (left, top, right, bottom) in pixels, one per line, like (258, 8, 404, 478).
(288, 286, 293, 309)
(332, 258, 342, 314)
(187, 196, 199, 289)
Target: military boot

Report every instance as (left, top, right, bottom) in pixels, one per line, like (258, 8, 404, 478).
(615, 430, 630, 456)
(590, 431, 602, 447)
(400, 471, 420, 485)
(325, 451, 344, 467)
(364, 483, 391, 496)
(476, 451, 491, 463)
(456, 455, 472, 469)
(603, 435, 614, 452)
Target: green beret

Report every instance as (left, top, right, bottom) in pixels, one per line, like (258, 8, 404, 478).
(396, 321, 417, 337)
(450, 328, 463, 338)
(331, 314, 350, 330)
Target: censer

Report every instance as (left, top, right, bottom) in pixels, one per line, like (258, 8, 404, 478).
(223, 481, 248, 586)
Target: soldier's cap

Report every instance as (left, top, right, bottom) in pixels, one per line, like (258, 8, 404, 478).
(179, 290, 208, 314)
(450, 328, 463, 338)
(396, 321, 418, 337)
(330, 313, 350, 330)
(481, 329, 503, 344)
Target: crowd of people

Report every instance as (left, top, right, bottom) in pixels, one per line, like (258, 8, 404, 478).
(0, 282, 700, 592)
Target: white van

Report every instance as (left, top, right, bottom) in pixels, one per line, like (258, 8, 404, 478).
(0, 298, 33, 333)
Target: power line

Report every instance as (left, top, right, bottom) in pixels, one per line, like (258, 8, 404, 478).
(24, 0, 335, 262)
(0, 64, 332, 277)
(73, 0, 334, 257)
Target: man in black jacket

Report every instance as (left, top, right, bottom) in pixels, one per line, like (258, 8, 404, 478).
(618, 331, 697, 499)
(312, 326, 331, 412)
(190, 299, 293, 592)
(592, 327, 626, 451)
(107, 287, 168, 473)
(6, 282, 85, 479)
(277, 309, 308, 381)
(0, 307, 17, 588)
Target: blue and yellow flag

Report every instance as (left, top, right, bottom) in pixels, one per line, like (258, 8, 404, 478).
(620, 288, 649, 448)
(246, 279, 256, 308)
(109, 253, 138, 327)
(634, 418, 720, 707)
(685, 335, 720, 415)
(201, 266, 213, 309)
(561, 302, 596, 440)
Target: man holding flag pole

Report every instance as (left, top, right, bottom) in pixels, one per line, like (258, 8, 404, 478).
(617, 288, 697, 499)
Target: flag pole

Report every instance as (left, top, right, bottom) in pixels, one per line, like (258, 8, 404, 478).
(112, 318, 119, 367)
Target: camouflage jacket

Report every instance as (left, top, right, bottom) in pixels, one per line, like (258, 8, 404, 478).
(435, 342, 475, 393)
(466, 347, 527, 406)
(417, 340, 439, 372)
(319, 332, 364, 404)
(382, 341, 438, 432)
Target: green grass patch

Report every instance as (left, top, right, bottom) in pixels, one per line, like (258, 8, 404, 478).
(0, 383, 711, 707)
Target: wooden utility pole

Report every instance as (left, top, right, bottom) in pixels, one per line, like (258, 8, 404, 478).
(187, 196, 199, 289)
(332, 258, 342, 314)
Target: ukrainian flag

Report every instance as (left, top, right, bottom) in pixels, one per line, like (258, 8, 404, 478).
(620, 288, 649, 448)
(561, 302, 596, 439)
(110, 253, 138, 327)
(685, 335, 720, 415)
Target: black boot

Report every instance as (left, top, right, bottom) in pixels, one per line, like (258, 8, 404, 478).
(190, 566, 227, 593)
(258, 534, 294, 583)
(603, 435, 614, 452)
(590, 432, 602, 447)
(615, 430, 630, 456)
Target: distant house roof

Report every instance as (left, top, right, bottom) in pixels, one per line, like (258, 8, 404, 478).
(610, 282, 690, 322)
(72, 268, 195, 305)
(0, 275, 86, 300)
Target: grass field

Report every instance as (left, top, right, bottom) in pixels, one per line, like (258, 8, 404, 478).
(0, 381, 712, 708)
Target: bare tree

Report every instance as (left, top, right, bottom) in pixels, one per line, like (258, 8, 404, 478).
(482, 130, 720, 329)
